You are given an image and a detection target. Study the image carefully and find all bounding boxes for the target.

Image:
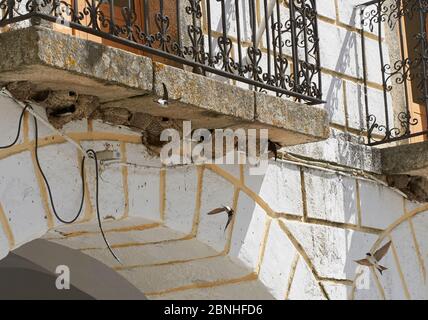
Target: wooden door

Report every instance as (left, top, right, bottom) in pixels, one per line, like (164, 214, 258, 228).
(99, 0, 144, 55)
(53, 1, 102, 43)
(54, 1, 181, 67)
(99, 0, 180, 66)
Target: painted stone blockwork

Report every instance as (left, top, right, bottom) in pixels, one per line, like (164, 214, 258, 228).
(0, 0, 426, 300)
(0, 95, 427, 300)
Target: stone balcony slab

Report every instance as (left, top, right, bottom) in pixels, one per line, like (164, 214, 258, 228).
(0, 26, 329, 146)
(381, 141, 428, 177)
(0, 26, 152, 102)
(255, 93, 329, 146)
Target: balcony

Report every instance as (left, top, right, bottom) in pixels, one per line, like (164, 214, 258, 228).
(0, 0, 329, 146)
(359, 0, 428, 146)
(357, 0, 428, 189)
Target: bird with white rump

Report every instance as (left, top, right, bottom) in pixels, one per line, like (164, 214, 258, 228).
(355, 240, 392, 275)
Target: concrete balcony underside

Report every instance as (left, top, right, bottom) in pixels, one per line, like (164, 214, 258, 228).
(0, 26, 329, 146)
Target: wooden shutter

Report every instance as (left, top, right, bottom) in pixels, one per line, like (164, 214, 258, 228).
(403, 8, 428, 141)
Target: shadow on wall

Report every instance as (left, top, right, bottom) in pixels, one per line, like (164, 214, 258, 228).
(0, 239, 146, 300)
(324, 8, 365, 132)
(0, 253, 93, 300)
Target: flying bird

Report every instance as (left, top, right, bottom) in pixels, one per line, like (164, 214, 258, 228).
(155, 83, 170, 107)
(355, 241, 392, 275)
(207, 206, 234, 231)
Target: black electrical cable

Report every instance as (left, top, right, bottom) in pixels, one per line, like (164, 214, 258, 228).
(32, 106, 86, 224)
(30, 107, 120, 263)
(0, 100, 86, 223)
(86, 149, 122, 264)
(0, 100, 119, 263)
(0, 105, 30, 149)
(0, 98, 120, 263)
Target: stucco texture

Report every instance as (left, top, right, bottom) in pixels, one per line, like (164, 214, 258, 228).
(0, 96, 427, 300)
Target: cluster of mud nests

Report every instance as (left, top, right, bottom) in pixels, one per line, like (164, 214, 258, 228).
(5, 81, 183, 154)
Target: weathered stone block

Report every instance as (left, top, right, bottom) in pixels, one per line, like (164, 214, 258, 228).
(165, 166, 198, 235)
(126, 143, 162, 222)
(258, 220, 297, 299)
(382, 141, 428, 177)
(35, 143, 83, 226)
(81, 140, 126, 220)
(304, 168, 358, 224)
(318, 20, 361, 79)
(229, 193, 269, 270)
(255, 91, 329, 145)
(86, 237, 216, 268)
(154, 62, 255, 121)
(358, 180, 404, 230)
(390, 222, 428, 299)
(246, 161, 303, 215)
(119, 255, 248, 295)
(284, 220, 378, 280)
(0, 151, 48, 247)
(288, 257, 326, 300)
(285, 128, 383, 174)
(0, 26, 152, 102)
(197, 169, 235, 252)
(0, 95, 26, 146)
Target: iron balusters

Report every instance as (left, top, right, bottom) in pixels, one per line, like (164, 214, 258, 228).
(0, 0, 322, 104)
(359, 0, 428, 145)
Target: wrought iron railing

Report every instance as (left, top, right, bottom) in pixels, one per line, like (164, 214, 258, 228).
(359, 0, 428, 145)
(0, 0, 323, 104)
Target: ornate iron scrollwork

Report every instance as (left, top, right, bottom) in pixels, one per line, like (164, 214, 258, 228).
(0, 0, 323, 104)
(361, 0, 428, 144)
(367, 112, 420, 144)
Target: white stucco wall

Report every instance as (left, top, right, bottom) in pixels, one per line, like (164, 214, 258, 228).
(0, 95, 427, 299)
(0, 0, 426, 300)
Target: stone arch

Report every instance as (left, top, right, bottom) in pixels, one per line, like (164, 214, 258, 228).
(350, 204, 428, 300)
(0, 93, 427, 299)
(1, 239, 146, 299)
